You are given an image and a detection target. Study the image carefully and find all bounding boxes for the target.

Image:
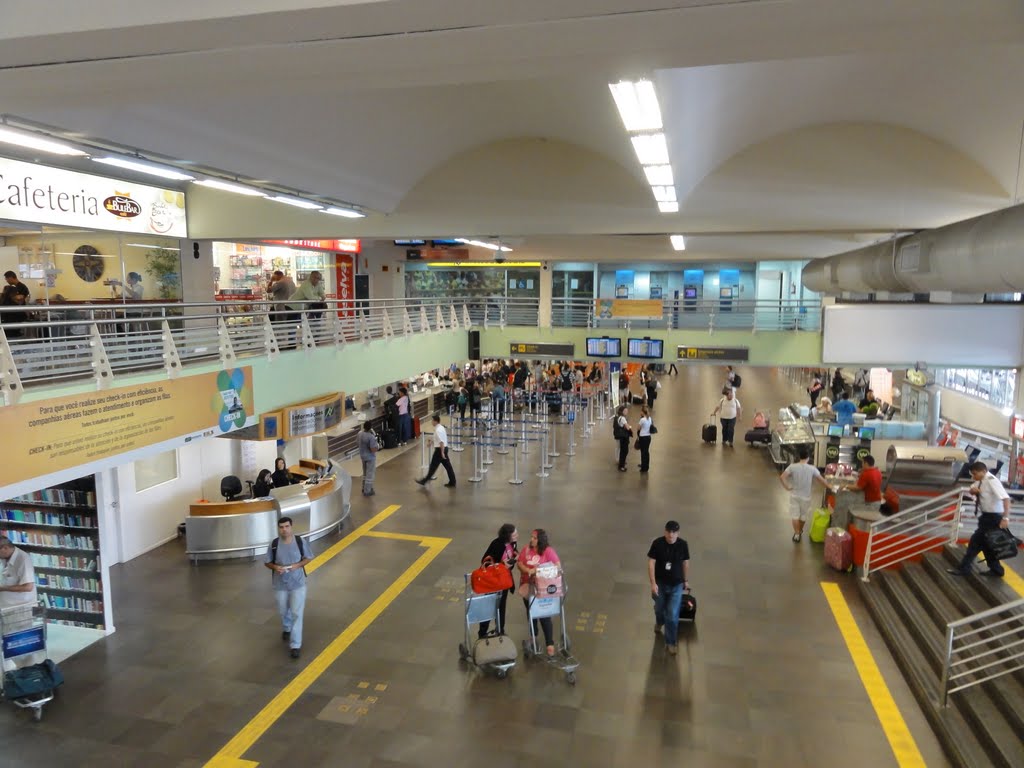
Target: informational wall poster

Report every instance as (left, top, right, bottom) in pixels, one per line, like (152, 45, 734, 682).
(595, 299, 664, 319)
(0, 367, 253, 488)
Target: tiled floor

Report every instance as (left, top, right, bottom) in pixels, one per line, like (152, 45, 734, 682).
(0, 366, 960, 767)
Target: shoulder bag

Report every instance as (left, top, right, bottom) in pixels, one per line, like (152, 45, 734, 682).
(471, 556, 514, 594)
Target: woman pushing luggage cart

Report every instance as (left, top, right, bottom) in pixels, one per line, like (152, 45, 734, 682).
(458, 574, 517, 679)
(517, 529, 579, 685)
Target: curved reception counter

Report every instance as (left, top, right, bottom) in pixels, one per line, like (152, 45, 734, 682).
(185, 464, 352, 562)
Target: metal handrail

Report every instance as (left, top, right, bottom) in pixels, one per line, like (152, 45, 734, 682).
(861, 487, 966, 581)
(941, 597, 1024, 705)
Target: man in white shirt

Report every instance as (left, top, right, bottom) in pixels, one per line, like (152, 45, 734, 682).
(0, 537, 37, 610)
(779, 448, 830, 542)
(288, 271, 326, 318)
(416, 414, 456, 487)
(712, 387, 742, 447)
(948, 461, 1013, 578)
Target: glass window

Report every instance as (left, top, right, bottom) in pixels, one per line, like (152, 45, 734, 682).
(936, 367, 1017, 409)
(134, 449, 179, 491)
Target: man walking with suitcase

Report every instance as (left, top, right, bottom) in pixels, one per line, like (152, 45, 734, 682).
(948, 461, 1013, 578)
(416, 413, 456, 488)
(647, 521, 690, 656)
(264, 517, 313, 659)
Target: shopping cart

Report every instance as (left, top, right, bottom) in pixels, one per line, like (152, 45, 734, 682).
(1, 603, 55, 721)
(457, 575, 517, 679)
(521, 565, 580, 685)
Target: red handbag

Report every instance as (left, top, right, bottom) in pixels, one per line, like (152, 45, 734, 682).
(471, 557, 514, 594)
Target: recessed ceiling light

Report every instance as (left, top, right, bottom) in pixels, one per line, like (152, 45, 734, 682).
(92, 157, 194, 181)
(456, 238, 513, 252)
(0, 127, 87, 156)
(271, 196, 323, 210)
(322, 207, 365, 218)
(643, 165, 673, 186)
(670, 235, 686, 251)
(193, 179, 267, 197)
(630, 133, 669, 166)
(658, 201, 679, 214)
(608, 80, 663, 132)
(651, 185, 677, 202)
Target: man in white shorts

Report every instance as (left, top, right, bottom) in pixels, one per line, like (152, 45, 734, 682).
(779, 447, 830, 542)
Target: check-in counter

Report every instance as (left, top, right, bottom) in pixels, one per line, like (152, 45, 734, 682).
(185, 464, 351, 562)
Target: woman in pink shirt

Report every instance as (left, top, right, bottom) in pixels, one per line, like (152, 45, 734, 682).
(517, 529, 560, 657)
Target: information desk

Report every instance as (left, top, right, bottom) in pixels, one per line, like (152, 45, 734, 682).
(185, 466, 351, 562)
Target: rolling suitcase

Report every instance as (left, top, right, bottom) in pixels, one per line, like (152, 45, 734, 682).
(678, 589, 697, 622)
(824, 527, 854, 572)
(382, 429, 399, 449)
(473, 633, 518, 666)
(701, 422, 717, 444)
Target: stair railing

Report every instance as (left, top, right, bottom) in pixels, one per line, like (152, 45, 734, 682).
(941, 598, 1024, 706)
(862, 487, 968, 581)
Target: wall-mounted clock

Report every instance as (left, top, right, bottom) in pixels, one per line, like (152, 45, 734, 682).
(73, 245, 104, 282)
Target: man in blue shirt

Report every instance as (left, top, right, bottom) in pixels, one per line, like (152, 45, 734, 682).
(834, 392, 857, 428)
(265, 517, 313, 658)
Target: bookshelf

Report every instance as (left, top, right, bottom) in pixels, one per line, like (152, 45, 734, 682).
(0, 479, 105, 629)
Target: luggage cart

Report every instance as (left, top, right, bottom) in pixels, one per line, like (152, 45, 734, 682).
(457, 575, 516, 679)
(521, 566, 580, 685)
(1, 603, 54, 721)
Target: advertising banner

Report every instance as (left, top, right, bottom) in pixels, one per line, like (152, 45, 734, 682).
(0, 367, 253, 488)
(335, 253, 355, 318)
(595, 299, 664, 319)
(0, 156, 187, 237)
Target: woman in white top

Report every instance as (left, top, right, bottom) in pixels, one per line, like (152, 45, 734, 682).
(712, 387, 742, 447)
(637, 405, 653, 473)
(615, 405, 632, 472)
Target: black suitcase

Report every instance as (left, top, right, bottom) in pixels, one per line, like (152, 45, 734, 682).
(981, 528, 1022, 561)
(631, 394, 645, 405)
(679, 590, 697, 622)
(382, 429, 399, 449)
(701, 423, 717, 444)
(744, 427, 770, 445)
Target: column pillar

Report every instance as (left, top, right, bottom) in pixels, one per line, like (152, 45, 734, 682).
(538, 263, 552, 328)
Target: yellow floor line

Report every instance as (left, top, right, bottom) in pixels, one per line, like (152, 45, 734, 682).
(364, 529, 445, 544)
(305, 504, 400, 575)
(205, 536, 450, 768)
(1000, 566, 1024, 598)
(820, 582, 927, 768)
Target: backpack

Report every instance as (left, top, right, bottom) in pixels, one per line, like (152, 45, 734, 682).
(731, 373, 742, 388)
(561, 371, 573, 391)
(270, 535, 308, 577)
(383, 396, 398, 420)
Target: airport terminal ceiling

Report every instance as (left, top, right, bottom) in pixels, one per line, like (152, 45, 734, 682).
(0, 1, 1022, 264)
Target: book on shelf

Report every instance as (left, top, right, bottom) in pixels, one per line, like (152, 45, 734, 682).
(0, 508, 97, 527)
(4, 530, 96, 548)
(39, 593, 103, 613)
(35, 574, 100, 592)
(8, 488, 95, 508)
(28, 553, 97, 571)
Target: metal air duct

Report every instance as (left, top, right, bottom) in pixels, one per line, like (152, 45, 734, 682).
(802, 202, 1024, 295)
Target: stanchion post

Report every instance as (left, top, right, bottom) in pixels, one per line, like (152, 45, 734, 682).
(548, 418, 561, 457)
(509, 442, 524, 485)
(468, 428, 483, 483)
(536, 429, 550, 478)
(521, 411, 529, 455)
(567, 410, 577, 457)
(419, 431, 428, 473)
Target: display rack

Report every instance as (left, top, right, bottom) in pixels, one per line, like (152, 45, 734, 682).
(0, 479, 105, 629)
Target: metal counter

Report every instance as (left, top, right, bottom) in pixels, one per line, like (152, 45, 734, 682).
(185, 469, 352, 562)
(885, 445, 968, 489)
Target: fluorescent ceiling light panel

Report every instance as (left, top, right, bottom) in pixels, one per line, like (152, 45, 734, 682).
(643, 165, 673, 186)
(630, 133, 669, 166)
(608, 80, 663, 132)
(271, 195, 323, 210)
(193, 179, 266, 197)
(456, 238, 512, 252)
(125, 243, 180, 251)
(0, 127, 88, 156)
(658, 201, 679, 214)
(651, 185, 677, 202)
(670, 235, 686, 251)
(322, 207, 365, 218)
(92, 157, 194, 181)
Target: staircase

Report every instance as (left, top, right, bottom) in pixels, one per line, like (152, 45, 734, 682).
(858, 545, 1024, 768)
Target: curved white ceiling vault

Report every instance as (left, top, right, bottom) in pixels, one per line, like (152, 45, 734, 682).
(0, 0, 1022, 261)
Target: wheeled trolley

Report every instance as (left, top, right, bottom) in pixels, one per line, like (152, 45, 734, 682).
(521, 566, 580, 685)
(457, 574, 517, 679)
(1, 603, 57, 721)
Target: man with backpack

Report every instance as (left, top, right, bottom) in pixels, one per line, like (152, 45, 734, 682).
(264, 517, 313, 658)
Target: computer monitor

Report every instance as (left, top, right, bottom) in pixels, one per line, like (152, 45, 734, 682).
(827, 424, 845, 438)
(858, 427, 876, 441)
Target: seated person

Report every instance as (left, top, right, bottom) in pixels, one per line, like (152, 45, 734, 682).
(810, 396, 833, 420)
(271, 457, 296, 488)
(253, 469, 273, 498)
(834, 392, 857, 427)
(858, 389, 880, 418)
(110, 271, 144, 300)
(855, 455, 883, 505)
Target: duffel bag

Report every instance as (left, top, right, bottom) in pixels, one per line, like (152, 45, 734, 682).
(3, 659, 63, 699)
(473, 633, 517, 666)
(470, 557, 513, 594)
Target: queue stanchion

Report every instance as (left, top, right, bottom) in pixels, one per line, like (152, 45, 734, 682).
(542, 428, 554, 470)
(548, 418, 561, 458)
(509, 442, 524, 485)
(583, 397, 593, 439)
(468, 426, 484, 483)
(536, 429, 550, 478)
(483, 425, 494, 466)
(567, 409, 577, 457)
(521, 412, 530, 455)
(419, 431, 429, 473)
(497, 410, 510, 455)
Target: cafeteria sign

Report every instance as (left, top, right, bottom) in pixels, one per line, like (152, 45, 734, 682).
(677, 346, 750, 362)
(510, 342, 575, 358)
(0, 368, 253, 490)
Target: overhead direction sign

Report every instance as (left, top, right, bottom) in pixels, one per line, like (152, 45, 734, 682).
(677, 346, 749, 362)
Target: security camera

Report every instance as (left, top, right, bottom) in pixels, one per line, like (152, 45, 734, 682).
(494, 253, 506, 264)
